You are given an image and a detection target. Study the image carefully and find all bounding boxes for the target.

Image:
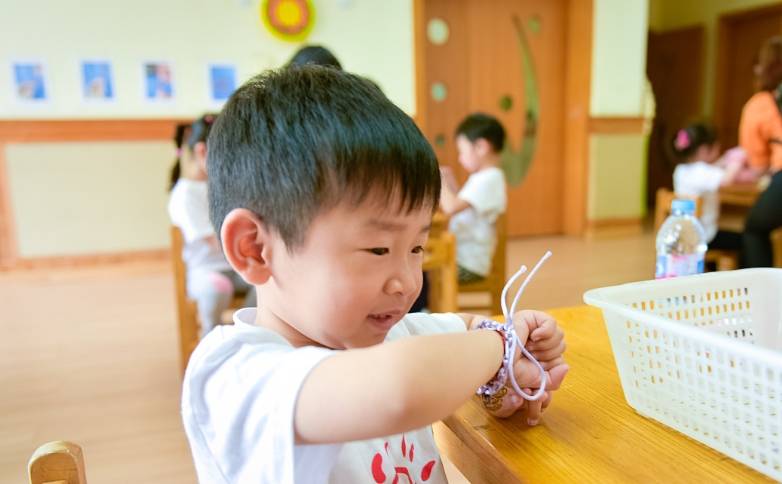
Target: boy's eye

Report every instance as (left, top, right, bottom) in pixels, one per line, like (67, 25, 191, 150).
(412, 246, 425, 254)
(367, 248, 389, 256)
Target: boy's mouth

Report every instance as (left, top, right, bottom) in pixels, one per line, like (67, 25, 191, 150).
(367, 311, 403, 329)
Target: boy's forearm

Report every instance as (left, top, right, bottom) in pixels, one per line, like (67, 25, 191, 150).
(295, 330, 503, 444)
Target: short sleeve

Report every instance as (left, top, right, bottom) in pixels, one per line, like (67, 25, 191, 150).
(182, 329, 339, 483)
(458, 169, 506, 216)
(390, 312, 467, 338)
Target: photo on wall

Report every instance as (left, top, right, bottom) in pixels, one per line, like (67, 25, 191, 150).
(12, 61, 47, 101)
(209, 64, 237, 103)
(81, 61, 114, 101)
(143, 62, 174, 100)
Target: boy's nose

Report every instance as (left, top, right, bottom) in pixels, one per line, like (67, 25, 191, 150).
(384, 267, 419, 298)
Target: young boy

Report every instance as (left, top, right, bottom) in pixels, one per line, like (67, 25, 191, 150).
(439, 113, 507, 283)
(182, 67, 568, 483)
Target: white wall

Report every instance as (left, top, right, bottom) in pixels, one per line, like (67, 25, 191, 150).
(0, 0, 415, 118)
(590, 0, 649, 117)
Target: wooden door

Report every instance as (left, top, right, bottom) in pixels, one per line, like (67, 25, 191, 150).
(715, 5, 782, 149)
(645, 26, 705, 208)
(416, 0, 566, 237)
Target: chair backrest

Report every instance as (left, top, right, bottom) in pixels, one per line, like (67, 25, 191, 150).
(170, 226, 199, 373)
(654, 188, 703, 231)
(28, 441, 86, 484)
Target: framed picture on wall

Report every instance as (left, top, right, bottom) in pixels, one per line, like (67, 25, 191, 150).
(11, 61, 48, 102)
(81, 60, 114, 101)
(208, 63, 237, 103)
(143, 61, 174, 101)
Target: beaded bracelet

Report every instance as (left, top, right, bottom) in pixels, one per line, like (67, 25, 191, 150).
(475, 251, 552, 402)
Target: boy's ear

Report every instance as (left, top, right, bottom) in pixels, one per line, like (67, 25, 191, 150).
(220, 208, 274, 285)
(474, 138, 492, 156)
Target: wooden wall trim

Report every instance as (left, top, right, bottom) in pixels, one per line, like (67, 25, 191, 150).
(562, 0, 593, 236)
(588, 116, 646, 134)
(0, 118, 186, 270)
(1, 248, 171, 271)
(0, 119, 187, 143)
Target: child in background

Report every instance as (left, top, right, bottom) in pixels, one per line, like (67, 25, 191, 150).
(439, 113, 508, 283)
(672, 123, 742, 252)
(168, 114, 255, 337)
(182, 67, 568, 483)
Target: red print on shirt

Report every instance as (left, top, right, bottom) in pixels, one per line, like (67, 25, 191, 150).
(371, 434, 437, 483)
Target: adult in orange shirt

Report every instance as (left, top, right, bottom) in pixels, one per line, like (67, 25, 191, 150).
(740, 36, 782, 267)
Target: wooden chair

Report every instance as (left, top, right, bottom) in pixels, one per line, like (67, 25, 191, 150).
(170, 226, 243, 374)
(654, 188, 738, 271)
(771, 227, 782, 268)
(423, 229, 458, 313)
(28, 441, 86, 484)
(458, 213, 507, 315)
(171, 226, 201, 374)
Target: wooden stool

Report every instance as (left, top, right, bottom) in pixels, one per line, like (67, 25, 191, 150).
(28, 441, 86, 484)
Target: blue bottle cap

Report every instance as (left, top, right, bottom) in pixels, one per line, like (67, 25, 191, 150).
(671, 198, 696, 214)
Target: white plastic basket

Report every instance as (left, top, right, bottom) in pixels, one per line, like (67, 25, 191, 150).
(584, 269, 782, 480)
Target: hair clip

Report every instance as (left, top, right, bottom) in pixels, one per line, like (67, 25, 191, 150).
(674, 129, 690, 150)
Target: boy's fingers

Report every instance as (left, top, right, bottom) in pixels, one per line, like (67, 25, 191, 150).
(540, 356, 566, 371)
(513, 358, 543, 389)
(546, 364, 570, 391)
(530, 341, 567, 361)
(528, 326, 564, 349)
(525, 390, 542, 425)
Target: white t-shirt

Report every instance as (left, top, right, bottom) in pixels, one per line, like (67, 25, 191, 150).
(168, 179, 230, 275)
(182, 308, 466, 483)
(673, 161, 725, 242)
(448, 167, 507, 276)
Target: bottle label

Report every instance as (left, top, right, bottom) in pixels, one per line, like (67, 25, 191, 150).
(655, 254, 704, 279)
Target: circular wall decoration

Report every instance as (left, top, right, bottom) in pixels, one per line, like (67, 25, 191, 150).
(261, 0, 315, 42)
(434, 133, 446, 147)
(431, 82, 447, 102)
(427, 18, 449, 45)
(499, 95, 513, 112)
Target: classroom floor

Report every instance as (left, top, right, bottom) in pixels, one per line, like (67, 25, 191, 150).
(0, 230, 654, 483)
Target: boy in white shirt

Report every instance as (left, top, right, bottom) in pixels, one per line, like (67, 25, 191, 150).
(182, 67, 569, 483)
(439, 113, 507, 282)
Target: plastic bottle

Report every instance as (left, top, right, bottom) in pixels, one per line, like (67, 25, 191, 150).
(655, 199, 707, 279)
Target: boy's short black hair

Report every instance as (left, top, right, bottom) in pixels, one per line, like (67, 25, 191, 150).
(207, 66, 440, 250)
(287, 45, 342, 70)
(455, 113, 506, 153)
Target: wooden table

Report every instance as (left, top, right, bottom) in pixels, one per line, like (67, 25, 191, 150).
(718, 183, 762, 233)
(720, 183, 761, 208)
(435, 306, 773, 483)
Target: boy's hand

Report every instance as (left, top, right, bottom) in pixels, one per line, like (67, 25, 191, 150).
(517, 309, 566, 369)
(485, 360, 569, 421)
(484, 310, 568, 423)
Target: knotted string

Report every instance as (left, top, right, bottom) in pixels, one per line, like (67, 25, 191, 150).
(501, 250, 552, 401)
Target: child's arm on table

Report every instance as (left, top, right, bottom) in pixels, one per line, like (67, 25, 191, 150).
(296, 325, 505, 444)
